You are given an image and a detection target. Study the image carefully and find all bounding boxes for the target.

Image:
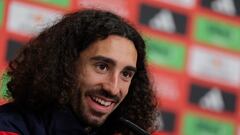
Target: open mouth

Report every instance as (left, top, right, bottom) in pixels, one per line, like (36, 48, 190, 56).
(90, 96, 113, 107)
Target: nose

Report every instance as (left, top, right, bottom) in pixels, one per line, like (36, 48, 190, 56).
(103, 72, 120, 96)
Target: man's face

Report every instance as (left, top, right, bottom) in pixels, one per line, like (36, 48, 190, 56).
(72, 35, 137, 127)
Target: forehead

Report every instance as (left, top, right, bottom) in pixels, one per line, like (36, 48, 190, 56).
(80, 35, 137, 67)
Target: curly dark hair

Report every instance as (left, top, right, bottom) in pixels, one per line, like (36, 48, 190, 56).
(7, 9, 157, 135)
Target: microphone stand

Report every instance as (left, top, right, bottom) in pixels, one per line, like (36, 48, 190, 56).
(119, 117, 150, 135)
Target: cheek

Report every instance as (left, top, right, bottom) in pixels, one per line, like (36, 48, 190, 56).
(78, 69, 101, 87)
(80, 75, 105, 88)
(121, 83, 131, 97)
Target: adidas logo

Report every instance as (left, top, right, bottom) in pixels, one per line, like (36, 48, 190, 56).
(211, 0, 236, 16)
(149, 10, 176, 33)
(199, 87, 225, 112)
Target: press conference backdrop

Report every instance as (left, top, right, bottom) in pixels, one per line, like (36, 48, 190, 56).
(0, 0, 240, 135)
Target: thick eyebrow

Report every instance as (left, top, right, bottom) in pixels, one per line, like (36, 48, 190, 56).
(124, 66, 137, 73)
(90, 55, 137, 72)
(90, 56, 116, 66)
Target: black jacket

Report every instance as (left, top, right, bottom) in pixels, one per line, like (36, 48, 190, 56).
(0, 103, 97, 135)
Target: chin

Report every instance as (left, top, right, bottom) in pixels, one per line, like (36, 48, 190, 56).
(84, 114, 108, 127)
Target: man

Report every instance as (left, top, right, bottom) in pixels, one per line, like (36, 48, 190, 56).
(0, 9, 156, 135)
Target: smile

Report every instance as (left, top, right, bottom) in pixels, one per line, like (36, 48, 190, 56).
(90, 96, 112, 107)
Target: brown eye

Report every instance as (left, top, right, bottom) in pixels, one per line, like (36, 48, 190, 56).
(95, 63, 109, 73)
(121, 70, 134, 81)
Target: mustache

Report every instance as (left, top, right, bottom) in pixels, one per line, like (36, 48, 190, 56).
(87, 88, 121, 103)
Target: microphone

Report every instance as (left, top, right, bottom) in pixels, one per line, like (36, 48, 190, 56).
(119, 117, 150, 135)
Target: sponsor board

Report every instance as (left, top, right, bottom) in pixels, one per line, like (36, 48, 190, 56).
(0, 38, 6, 71)
(155, 109, 176, 132)
(189, 84, 237, 113)
(0, 0, 4, 27)
(78, 0, 129, 18)
(0, 72, 10, 99)
(151, 72, 180, 103)
(183, 113, 235, 135)
(145, 36, 186, 71)
(194, 16, 240, 51)
(0, 37, 5, 57)
(30, 0, 70, 8)
(188, 46, 240, 87)
(148, 66, 186, 107)
(7, 1, 62, 36)
(152, 0, 196, 8)
(139, 3, 188, 35)
(200, 0, 240, 17)
(6, 40, 24, 62)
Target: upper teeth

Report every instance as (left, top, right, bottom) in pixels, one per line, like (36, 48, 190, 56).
(92, 96, 112, 107)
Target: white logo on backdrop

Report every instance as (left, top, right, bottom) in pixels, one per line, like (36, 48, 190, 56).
(188, 46, 240, 87)
(199, 87, 225, 112)
(211, 0, 236, 16)
(149, 10, 176, 33)
(7, 1, 62, 36)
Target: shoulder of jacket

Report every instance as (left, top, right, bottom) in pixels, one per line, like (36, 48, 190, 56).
(0, 103, 24, 134)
